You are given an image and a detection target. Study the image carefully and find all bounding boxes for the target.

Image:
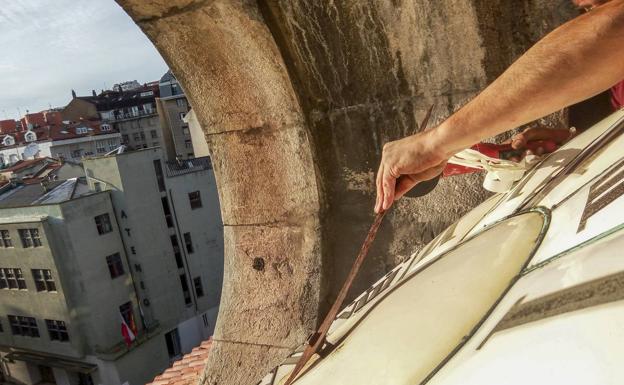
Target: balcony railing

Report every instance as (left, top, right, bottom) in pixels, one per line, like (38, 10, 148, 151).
(102, 109, 157, 122)
(165, 156, 212, 177)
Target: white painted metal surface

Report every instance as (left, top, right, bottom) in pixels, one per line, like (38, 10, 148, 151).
(258, 110, 624, 385)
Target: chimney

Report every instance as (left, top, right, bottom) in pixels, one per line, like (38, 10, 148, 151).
(71, 89, 77, 99)
(92, 90, 97, 97)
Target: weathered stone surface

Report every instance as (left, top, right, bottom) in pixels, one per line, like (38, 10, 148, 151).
(116, 0, 204, 22)
(200, 340, 291, 385)
(116, 0, 577, 384)
(132, 0, 305, 135)
(215, 224, 319, 347)
(206, 124, 318, 226)
(117, 1, 323, 383)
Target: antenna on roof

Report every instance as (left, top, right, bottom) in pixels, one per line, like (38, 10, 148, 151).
(71, 89, 77, 99)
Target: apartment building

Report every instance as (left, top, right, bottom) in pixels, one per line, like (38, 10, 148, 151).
(0, 148, 223, 385)
(0, 111, 121, 166)
(155, 71, 194, 160)
(65, 84, 164, 152)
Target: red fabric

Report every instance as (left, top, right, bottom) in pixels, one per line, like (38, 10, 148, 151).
(611, 80, 624, 110)
(120, 314, 136, 347)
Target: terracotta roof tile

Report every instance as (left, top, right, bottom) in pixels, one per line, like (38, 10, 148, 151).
(146, 338, 212, 385)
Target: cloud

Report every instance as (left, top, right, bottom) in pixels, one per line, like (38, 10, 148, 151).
(0, 0, 167, 119)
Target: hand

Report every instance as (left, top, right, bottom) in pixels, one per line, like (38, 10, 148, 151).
(508, 126, 575, 161)
(375, 130, 449, 213)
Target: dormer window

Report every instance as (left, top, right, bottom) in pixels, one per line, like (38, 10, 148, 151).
(101, 124, 111, 132)
(76, 126, 88, 135)
(3, 135, 15, 146)
(24, 131, 37, 142)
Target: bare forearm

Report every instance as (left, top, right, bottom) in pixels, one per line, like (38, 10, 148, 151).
(435, 0, 624, 156)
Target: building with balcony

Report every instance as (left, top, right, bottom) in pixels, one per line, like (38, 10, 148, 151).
(0, 148, 223, 385)
(65, 84, 164, 152)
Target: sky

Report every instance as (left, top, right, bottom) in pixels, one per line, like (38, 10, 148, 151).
(0, 0, 168, 120)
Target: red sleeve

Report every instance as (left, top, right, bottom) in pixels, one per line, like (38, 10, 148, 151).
(611, 80, 624, 111)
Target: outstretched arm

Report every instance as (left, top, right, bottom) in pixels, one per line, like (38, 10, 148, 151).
(375, 0, 624, 213)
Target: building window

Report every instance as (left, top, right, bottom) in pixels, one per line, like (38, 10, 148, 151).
(122, 134, 129, 143)
(106, 253, 124, 279)
(179, 274, 192, 305)
(133, 133, 141, 141)
(24, 131, 36, 142)
(8, 315, 39, 337)
(0, 230, 12, 247)
(176, 98, 186, 108)
(182, 127, 190, 135)
(184, 139, 193, 149)
(0, 268, 27, 290)
(101, 123, 112, 132)
(165, 329, 181, 359)
(75, 126, 88, 135)
(183, 232, 193, 254)
(119, 301, 137, 334)
(202, 313, 209, 328)
(188, 191, 202, 209)
(179, 112, 186, 122)
(193, 277, 204, 298)
(94, 214, 112, 235)
(152, 142, 159, 147)
(96, 141, 107, 153)
(170, 235, 183, 268)
(150, 130, 158, 139)
(18, 229, 42, 248)
(139, 131, 146, 140)
(71, 149, 82, 158)
(161, 197, 174, 228)
(153, 160, 166, 192)
(32, 269, 56, 292)
(45, 320, 69, 342)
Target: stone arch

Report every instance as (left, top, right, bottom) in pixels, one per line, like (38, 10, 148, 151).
(116, 1, 575, 384)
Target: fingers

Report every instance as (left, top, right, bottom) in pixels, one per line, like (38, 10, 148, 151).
(511, 134, 527, 150)
(375, 164, 384, 213)
(394, 161, 447, 200)
(381, 167, 397, 212)
(394, 175, 418, 200)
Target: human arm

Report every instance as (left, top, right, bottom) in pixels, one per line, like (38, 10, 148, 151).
(375, 0, 624, 213)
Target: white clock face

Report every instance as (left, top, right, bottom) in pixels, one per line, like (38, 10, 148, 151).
(259, 110, 624, 385)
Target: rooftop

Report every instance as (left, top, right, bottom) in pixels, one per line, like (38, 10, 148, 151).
(146, 339, 212, 385)
(165, 157, 212, 178)
(0, 119, 117, 150)
(0, 178, 91, 208)
(76, 83, 160, 112)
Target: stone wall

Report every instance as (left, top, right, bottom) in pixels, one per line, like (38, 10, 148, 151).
(116, 1, 576, 384)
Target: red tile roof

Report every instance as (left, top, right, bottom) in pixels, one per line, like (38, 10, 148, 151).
(0, 119, 17, 133)
(0, 119, 116, 149)
(146, 339, 212, 385)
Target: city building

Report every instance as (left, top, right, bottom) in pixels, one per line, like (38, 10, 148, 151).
(0, 148, 223, 385)
(156, 71, 194, 160)
(0, 113, 121, 166)
(182, 109, 209, 158)
(65, 84, 164, 151)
